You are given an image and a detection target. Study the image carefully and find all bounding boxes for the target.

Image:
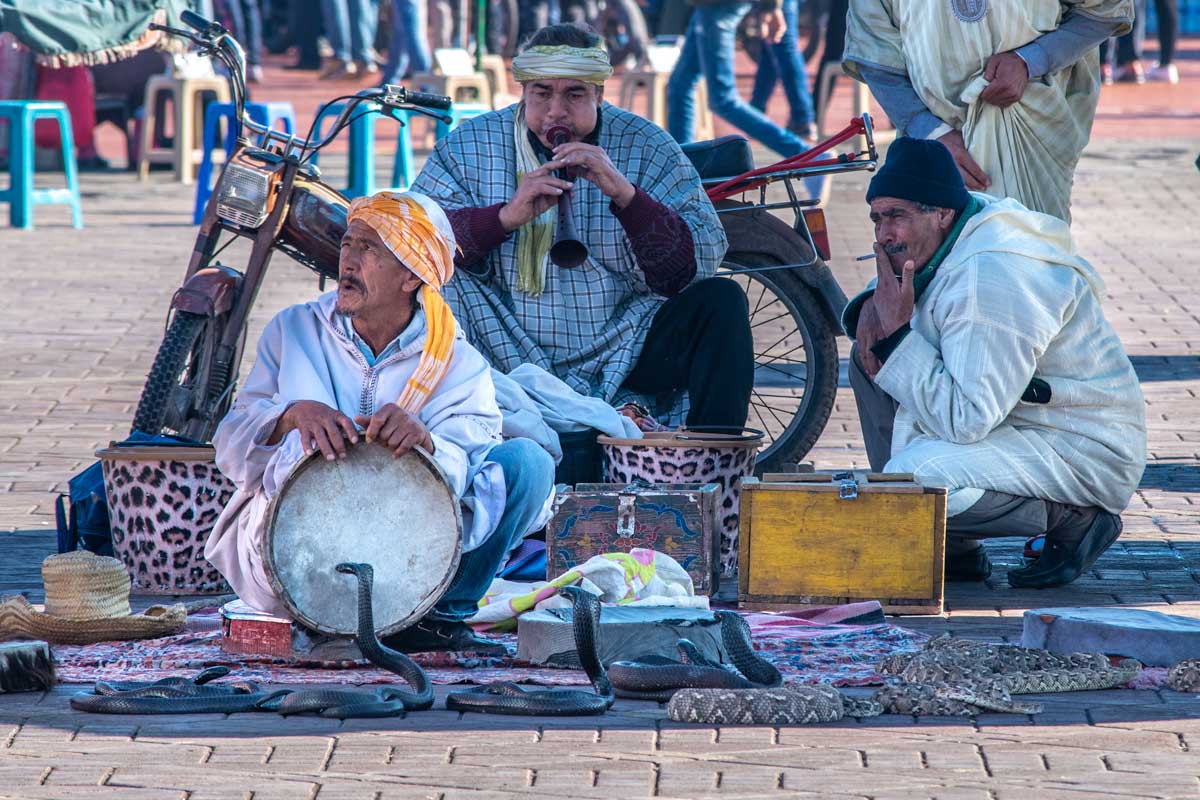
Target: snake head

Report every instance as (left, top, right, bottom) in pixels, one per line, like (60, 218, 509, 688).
(557, 585, 587, 603)
(336, 562, 370, 579)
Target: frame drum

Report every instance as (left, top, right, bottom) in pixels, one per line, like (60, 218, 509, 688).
(262, 442, 462, 637)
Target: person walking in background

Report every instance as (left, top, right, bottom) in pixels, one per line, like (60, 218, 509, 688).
(749, 0, 817, 141)
(1149, 0, 1180, 82)
(1100, 0, 1147, 83)
(381, 0, 431, 83)
(321, 0, 379, 79)
(844, 0, 1132, 222)
(667, 0, 812, 157)
(285, 0, 323, 70)
(217, 0, 266, 82)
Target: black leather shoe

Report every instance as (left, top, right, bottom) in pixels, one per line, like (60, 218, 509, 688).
(381, 619, 507, 655)
(945, 547, 992, 582)
(1007, 510, 1122, 589)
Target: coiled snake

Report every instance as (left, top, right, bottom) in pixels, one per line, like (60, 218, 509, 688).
(71, 562, 433, 718)
(445, 586, 615, 715)
(667, 634, 1144, 725)
(608, 610, 782, 702)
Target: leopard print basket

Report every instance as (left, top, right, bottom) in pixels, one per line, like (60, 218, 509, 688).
(599, 428, 762, 578)
(97, 445, 234, 595)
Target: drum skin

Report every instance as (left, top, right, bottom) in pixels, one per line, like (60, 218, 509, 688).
(263, 442, 462, 636)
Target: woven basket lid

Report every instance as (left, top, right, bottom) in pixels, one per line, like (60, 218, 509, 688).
(41, 551, 132, 620)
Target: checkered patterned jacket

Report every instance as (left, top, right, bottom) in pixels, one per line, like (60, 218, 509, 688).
(410, 102, 728, 405)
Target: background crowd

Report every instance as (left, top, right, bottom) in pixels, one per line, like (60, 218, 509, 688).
(0, 0, 1193, 174)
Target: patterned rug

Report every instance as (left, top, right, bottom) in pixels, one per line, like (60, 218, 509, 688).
(52, 601, 930, 688)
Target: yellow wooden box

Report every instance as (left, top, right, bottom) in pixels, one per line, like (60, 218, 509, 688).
(737, 472, 947, 615)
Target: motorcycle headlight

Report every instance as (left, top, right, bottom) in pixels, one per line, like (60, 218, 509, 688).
(215, 163, 273, 228)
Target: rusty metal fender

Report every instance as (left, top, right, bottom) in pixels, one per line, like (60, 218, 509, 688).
(170, 265, 244, 317)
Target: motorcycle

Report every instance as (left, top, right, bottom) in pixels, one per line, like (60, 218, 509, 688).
(135, 11, 877, 472)
(130, 11, 453, 442)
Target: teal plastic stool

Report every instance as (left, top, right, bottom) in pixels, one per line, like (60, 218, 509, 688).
(309, 101, 383, 199)
(389, 110, 415, 190)
(0, 100, 83, 229)
(435, 103, 491, 140)
(193, 101, 297, 223)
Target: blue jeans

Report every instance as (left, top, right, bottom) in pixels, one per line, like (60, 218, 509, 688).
(382, 0, 431, 82)
(667, 1, 809, 157)
(430, 438, 556, 622)
(749, 0, 813, 130)
(321, 0, 378, 63)
(219, 0, 264, 65)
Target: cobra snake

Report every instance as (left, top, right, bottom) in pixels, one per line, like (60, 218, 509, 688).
(608, 610, 782, 702)
(668, 634, 1144, 725)
(71, 562, 433, 718)
(445, 586, 615, 715)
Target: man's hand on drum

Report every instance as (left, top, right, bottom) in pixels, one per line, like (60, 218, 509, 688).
(274, 400, 358, 461)
(355, 404, 435, 458)
(498, 163, 573, 232)
(551, 142, 636, 210)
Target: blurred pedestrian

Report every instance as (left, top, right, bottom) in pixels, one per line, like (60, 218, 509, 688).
(321, 0, 379, 79)
(667, 0, 810, 157)
(217, 0, 266, 82)
(1100, 0, 1146, 83)
(844, 0, 1132, 221)
(749, 0, 816, 140)
(381, 0, 431, 83)
(286, 0, 323, 70)
(1148, 0, 1179, 82)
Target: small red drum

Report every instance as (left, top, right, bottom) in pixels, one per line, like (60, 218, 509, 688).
(262, 442, 461, 637)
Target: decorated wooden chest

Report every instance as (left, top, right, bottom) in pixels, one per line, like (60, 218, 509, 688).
(545, 482, 721, 594)
(738, 472, 947, 615)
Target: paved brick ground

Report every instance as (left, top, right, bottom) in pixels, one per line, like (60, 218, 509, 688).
(1, 49, 1198, 799)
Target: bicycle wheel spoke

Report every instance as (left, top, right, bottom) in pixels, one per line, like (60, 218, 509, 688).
(754, 360, 807, 383)
(750, 309, 794, 330)
(752, 389, 791, 432)
(756, 342, 808, 367)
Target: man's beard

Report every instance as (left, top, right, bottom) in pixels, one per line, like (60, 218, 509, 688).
(335, 277, 367, 315)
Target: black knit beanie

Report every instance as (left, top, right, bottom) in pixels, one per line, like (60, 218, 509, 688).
(866, 137, 970, 214)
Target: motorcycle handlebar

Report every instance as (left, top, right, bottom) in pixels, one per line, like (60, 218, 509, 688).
(398, 89, 452, 111)
(180, 9, 221, 35)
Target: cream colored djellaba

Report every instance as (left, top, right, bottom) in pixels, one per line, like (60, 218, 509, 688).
(864, 194, 1146, 519)
(843, 0, 1133, 221)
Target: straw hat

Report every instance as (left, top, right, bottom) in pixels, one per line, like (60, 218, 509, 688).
(0, 552, 186, 645)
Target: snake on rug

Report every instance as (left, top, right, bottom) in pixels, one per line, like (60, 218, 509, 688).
(445, 586, 615, 716)
(668, 633, 1143, 725)
(70, 562, 434, 718)
(1166, 659, 1200, 692)
(608, 610, 782, 702)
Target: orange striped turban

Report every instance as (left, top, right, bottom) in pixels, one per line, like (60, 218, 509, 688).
(346, 191, 457, 414)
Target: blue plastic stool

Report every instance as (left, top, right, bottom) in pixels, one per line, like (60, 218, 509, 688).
(0, 101, 83, 229)
(435, 103, 491, 140)
(193, 101, 297, 223)
(389, 110, 415, 190)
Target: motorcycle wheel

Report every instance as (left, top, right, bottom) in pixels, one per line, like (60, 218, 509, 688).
(724, 260, 839, 473)
(131, 310, 226, 442)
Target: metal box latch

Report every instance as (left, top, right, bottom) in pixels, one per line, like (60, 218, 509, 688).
(832, 471, 858, 500)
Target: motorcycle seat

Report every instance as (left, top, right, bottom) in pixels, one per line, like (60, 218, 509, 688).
(681, 135, 754, 181)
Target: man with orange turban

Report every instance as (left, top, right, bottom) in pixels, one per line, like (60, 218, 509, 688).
(207, 191, 555, 653)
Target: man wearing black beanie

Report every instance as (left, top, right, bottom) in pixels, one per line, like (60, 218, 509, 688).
(841, 138, 1146, 589)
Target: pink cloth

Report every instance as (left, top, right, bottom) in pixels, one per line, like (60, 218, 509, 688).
(34, 64, 97, 157)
